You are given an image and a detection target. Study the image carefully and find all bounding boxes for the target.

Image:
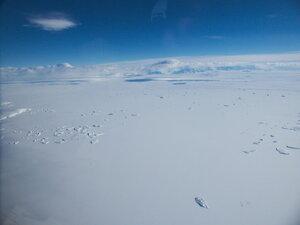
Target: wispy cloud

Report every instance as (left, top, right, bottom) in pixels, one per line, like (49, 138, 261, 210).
(266, 14, 279, 19)
(26, 12, 77, 31)
(206, 35, 223, 40)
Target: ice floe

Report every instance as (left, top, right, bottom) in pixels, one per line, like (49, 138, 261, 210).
(242, 149, 256, 154)
(281, 126, 300, 131)
(275, 148, 290, 155)
(195, 197, 209, 209)
(0, 108, 31, 121)
(286, 145, 300, 150)
(40, 138, 50, 144)
(240, 201, 251, 207)
(9, 141, 20, 145)
(1, 101, 12, 106)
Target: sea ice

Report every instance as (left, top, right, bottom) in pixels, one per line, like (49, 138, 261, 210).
(1, 53, 300, 225)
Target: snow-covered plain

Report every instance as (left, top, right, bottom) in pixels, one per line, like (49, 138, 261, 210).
(1, 53, 300, 225)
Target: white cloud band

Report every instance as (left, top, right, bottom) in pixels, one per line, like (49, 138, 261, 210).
(1, 52, 300, 82)
(27, 13, 77, 31)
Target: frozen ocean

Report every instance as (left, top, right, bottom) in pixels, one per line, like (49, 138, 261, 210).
(1, 53, 300, 225)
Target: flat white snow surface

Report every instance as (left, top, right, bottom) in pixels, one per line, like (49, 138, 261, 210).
(1, 76, 300, 225)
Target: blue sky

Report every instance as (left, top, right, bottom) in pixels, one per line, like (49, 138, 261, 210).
(0, 0, 300, 67)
